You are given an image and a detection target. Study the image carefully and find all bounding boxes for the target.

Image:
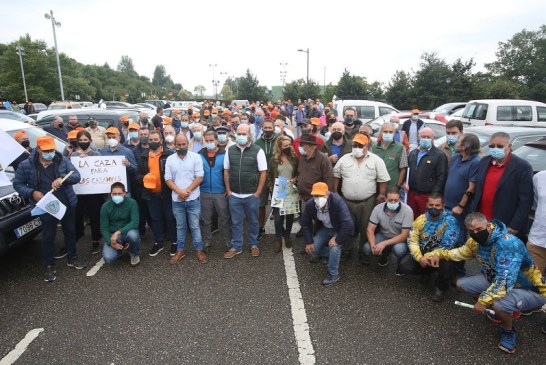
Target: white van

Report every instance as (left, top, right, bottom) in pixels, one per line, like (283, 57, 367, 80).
(461, 99, 546, 126)
(332, 99, 399, 123)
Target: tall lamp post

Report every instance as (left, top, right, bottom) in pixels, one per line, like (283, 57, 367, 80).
(44, 10, 65, 101)
(15, 45, 28, 102)
(280, 62, 288, 86)
(297, 48, 309, 83)
(209, 64, 217, 100)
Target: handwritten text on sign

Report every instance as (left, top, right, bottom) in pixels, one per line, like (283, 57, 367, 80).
(71, 156, 127, 194)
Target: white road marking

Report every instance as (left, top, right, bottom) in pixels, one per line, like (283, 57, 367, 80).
(0, 328, 44, 365)
(282, 246, 316, 364)
(86, 258, 105, 277)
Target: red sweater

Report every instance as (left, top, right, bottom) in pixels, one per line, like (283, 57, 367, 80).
(478, 153, 511, 220)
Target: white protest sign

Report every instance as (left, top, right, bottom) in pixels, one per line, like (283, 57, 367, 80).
(71, 156, 127, 194)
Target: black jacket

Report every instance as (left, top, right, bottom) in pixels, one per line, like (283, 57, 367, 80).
(407, 145, 448, 194)
(136, 148, 174, 200)
(401, 119, 424, 143)
(470, 154, 534, 235)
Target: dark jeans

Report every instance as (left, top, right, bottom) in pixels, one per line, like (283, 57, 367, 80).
(398, 253, 455, 291)
(146, 193, 176, 246)
(75, 194, 104, 242)
(273, 208, 294, 239)
(41, 207, 77, 267)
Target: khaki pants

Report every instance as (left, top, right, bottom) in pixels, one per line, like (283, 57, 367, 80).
(343, 196, 375, 254)
(527, 241, 546, 275)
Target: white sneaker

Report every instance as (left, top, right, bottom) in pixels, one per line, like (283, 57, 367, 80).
(130, 254, 140, 267)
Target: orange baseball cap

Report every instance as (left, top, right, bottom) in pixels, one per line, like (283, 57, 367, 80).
(106, 127, 120, 135)
(162, 117, 172, 125)
(353, 134, 369, 146)
(192, 112, 200, 118)
(311, 182, 329, 196)
(37, 136, 56, 150)
(204, 110, 210, 116)
(120, 116, 129, 122)
(67, 130, 78, 139)
(128, 123, 140, 130)
(224, 109, 232, 115)
(211, 108, 218, 113)
(13, 130, 27, 140)
(76, 127, 85, 131)
(173, 109, 181, 115)
(143, 173, 157, 189)
(310, 117, 321, 126)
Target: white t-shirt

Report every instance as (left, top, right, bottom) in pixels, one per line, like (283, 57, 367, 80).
(529, 171, 546, 248)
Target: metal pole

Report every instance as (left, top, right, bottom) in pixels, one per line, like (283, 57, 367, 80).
(16, 46, 28, 102)
(47, 10, 65, 101)
(306, 48, 309, 83)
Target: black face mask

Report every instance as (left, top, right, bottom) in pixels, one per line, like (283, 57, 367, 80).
(427, 208, 442, 218)
(139, 137, 149, 145)
(123, 122, 129, 127)
(78, 142, 90, 151)
(21, 140, 30, 148)
(327, 118, 336, 124)
(332, 131, 342, 140)
(149, 142, 161, 150)
(282, 147, 291, 155)
(89, 122, 97, 128)
(312, 126, 318, 134)
(470, 228, 490, 245)
(301, 129, 311, 135)
(263, 130, 274, 139)
(57, 123, 64, 129)
(344, 117, 354, 126)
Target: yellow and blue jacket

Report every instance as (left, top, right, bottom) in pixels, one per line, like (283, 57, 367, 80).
(408, 210, 460, 262)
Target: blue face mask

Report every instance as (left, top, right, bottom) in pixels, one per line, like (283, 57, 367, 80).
(205, 143, 216, 151)
(382, 133, 394, 142)
(419, 138, 432, 149)
(42, 151, 55, 161)
(490, 147, 506, 160)
(193, 132, 202, 140)
(129, 132, 139, 140)
(387, 202, 400, 211)
(236, 135, 248, 145)
(411, 115, 418, 121)
(112, 195, 124, 204)
(447, 135, 458, 145)
(218, 134, 227, 143)
(298, 146, 306, 156)
(181, 122, 189, 129)
(254, 116, 263, 123)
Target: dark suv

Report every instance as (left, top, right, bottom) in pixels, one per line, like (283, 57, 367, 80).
(37, 109, 140, 130)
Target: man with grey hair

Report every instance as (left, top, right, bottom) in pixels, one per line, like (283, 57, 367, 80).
(250, 108, 265, 140)
(163, 125, 177, 152)
(322, 121, 351, 166)
(426, 211, 546, 353)
(469, 131, 533, 241)
(189, 123, 205, 152)
(403, 127, 448, 218)
(43, 116, 68, 141)
(372, 122, 408, 189)
(387, 115, 408, 149)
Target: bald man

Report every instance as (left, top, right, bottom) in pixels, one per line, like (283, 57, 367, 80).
(321, 122, 352, 166)
(403, 127, 448, 218)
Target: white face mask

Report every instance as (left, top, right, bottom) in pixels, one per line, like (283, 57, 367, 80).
(314, 196, 328, 209)
(165, 135, 175, 143)
(108, 138, 119, 148)
(352, 147, 364, 158)
(274, 126, 281, 134)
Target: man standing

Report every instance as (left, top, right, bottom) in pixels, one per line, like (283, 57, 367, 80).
(13, 136, 85, 282)
(215, 125, 235, 149)
(199, 130, 232, 252)
(333, 134, 390, 263)
(100, 182, 141, 267)
(427, 212, 546, 352)
(398, 193, 460, 301)
(164, 134, 206, 264)
(118, 116, 130, 144)
(138, 130, 177, 257)
(297, 134, 334, 204)
(401, 109, 424, 151)
(10, 130, 33, 170)
(44, 116, 68, 141)
(438, 120, 464, 165)
(255, 119, 278, 239)
(86, 117, 107, 148)
(66, 115, 81, 132)
(293, 119, 324, 157)
(404, 127, 448, 218)
(372, 122, 408, 189)
(343, 107, 362, 140)
(151, 107, 163, 131)
(470, 132, 534, 241)
(302, 182, 354, 286)
(223, 124, 267, 259)
(321, 122, 351, 166)
(100, 127, 138, 195)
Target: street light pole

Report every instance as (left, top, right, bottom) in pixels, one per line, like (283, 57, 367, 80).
(297, 48, 309, 83)
(209, 64, 217, 100)
(44, 10, 64, 101)
(16, 45, 28, 102)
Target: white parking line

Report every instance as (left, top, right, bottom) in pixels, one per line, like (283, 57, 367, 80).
(0, 328, 44, 365)
(86, 258, 105, 277)
(282, 246, 316, 365)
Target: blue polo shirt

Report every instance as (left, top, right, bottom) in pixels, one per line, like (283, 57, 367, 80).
(444, 154, 480, 209)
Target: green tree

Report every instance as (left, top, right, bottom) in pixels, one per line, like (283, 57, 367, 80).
(194, 85, 206, 97)
(384, 70, 414, 109)
(322, 83, 337, 104)
(237, 69, 265, 101)
(220, 84, 233, 101)
(116, 55, 137, 76)
(335, 70, 369, 99)
(301, 80, 321, 100)
(413, 52, 452, 109)
(282, 79, 304, 101)
(152, 65, 173, 88)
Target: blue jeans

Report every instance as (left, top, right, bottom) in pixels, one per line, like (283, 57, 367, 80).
(362, 232, 408, 262)
(311, 226, 342, 276)
(102, 229, 141, 264)
(41, 206, 77, 267)
(172, 199, 203, 251)
(229, 194, 260, 251)
(273, 207, 294, 239)
(146, 193, 176, 245)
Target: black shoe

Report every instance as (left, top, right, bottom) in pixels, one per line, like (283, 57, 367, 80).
(296, 229, 303, 238)
(541, 320, 546, 335)
(91, 241, 101, 255)
(309, 256, 320, 264)
(203, 243, 211, 253)
(170, 244, 177, 256)
(258, 228, 266, 240)
(378, 256, 389, 267)
(149, 244, 164, 257)
(67, 257, 87, 270)
(431, 288, 446, 302)
(44, 265, 56, 282)
(54, 248, 67, 259)
(395, 267, 405, 276)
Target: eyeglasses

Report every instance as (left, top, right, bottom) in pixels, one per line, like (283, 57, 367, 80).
(488, 144, 505, 149)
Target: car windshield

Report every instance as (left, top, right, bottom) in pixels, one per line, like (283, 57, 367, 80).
(48, 105, 66, 110)
(5, 127, 67, 153)
(0, 111, 33, 123)
(513, 145, 546, 173)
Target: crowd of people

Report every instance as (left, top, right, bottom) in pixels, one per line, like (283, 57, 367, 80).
(10, 99, 546, 354)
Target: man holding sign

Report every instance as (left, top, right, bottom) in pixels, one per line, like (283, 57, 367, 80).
(13, 136, 84, 283)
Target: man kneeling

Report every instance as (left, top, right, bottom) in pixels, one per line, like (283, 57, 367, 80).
(302, 182, 354, 286)
(100, 182, 141, 267)
(427, 212, 546, 354)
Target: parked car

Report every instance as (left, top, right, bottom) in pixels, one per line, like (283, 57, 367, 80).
(333, 99, 399, 123)
(48, 101, 82, 110)
(0, 110, 36, 125)
(18, 103, 47, 114)
(0, 119, 69, 255)
(447, 108, 464, 122)
(79, 101, 94, 108)
(513, 137, 546, 174)
(36, 109, 140, 130)
(367, 114, 448, 145)
(103, 101, 136, 109)
(461, 99, 546, 126)
(144, 99, 167, 108)
(432, 102, 467, 116)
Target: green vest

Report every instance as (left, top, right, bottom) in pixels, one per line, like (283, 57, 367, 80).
(228, 143, 261, 194)
(372, 141, 404, 188)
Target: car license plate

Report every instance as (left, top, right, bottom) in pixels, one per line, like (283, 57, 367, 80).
(14, 218, 42, 238)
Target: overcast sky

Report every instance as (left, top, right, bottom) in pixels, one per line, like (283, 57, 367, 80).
(2, 0, 545, 97)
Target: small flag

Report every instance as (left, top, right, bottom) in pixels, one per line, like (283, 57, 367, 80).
(35, 191, 67, 220)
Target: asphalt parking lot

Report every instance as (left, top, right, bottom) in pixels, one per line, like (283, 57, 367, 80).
(1, 219, 545, 364)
